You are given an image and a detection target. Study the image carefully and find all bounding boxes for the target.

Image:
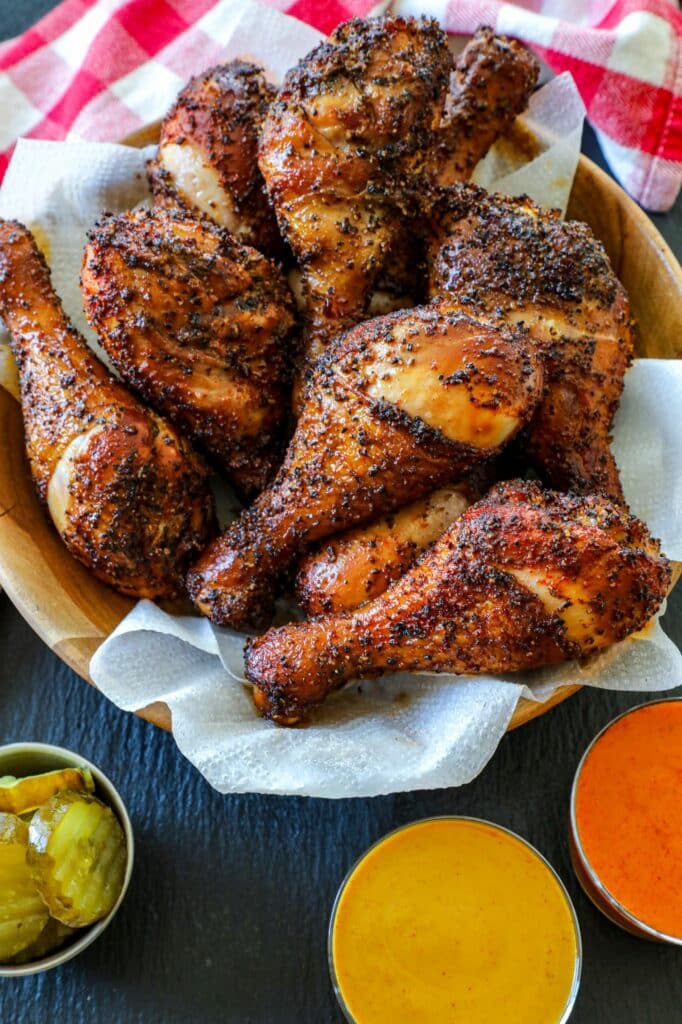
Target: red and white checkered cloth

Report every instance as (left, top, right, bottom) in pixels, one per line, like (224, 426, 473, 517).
(0, 0, 679, 211)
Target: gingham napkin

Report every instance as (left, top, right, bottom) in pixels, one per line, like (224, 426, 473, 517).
(0, 0, 679, 211)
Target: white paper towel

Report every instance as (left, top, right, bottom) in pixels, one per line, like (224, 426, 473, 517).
(1, 1, 680, 796)
(88, 601, 682, 797)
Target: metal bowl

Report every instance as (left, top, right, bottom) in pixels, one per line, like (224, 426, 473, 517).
(0, 741, 134, 976)
(569, 698, 682, 946)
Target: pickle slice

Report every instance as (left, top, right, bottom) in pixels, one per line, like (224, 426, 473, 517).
(9, 917, 77, 965)
(0, 813, 50, 962)
(0, 767, 94, 815)
(28, 791, 126, 927)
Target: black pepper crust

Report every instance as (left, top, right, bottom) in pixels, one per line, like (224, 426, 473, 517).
(186, 301, 543, 629)
(148, 60, 283, 257)
(427, 183, 635, 500)
(81, 206, 297, 498)
(258, 16, 452, 376)
(295, 475, 488, 616)
(0, 219, 216, 599)
(245, 479, 671, 724)
(431, 26, 540, 186)
(375, 27, 538, 303)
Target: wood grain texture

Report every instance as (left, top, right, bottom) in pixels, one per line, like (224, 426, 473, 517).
(0, 122, 679, 737)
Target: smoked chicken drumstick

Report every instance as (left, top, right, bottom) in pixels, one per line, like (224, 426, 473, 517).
(427, 184, 634, 501)
(259, 17, 539, 396)
(0, 220, 215, 599)
(247, 480, 671, 724)
(431, 26, 539, 186)
(81, 207, 296, 498)
(329, 180, 633, 615)
(296, 478, 481, 617)
(148, 60, 282, 258)
(187, 301, 543, 628)
(258, 16, 452, 379)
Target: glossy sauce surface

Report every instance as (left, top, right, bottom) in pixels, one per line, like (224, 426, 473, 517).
(331, 819, 578, 1023)
(574, 701, 682, 938)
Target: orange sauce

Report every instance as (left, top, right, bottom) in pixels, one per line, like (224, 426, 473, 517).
(574, 700, 682, 939)
(330, 818, 579, 1024)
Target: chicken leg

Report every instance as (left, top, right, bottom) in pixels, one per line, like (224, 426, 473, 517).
(427, 184, 634, 500)
(0, 220, 216, 599)
(431, 27, 539, 186)
(246, 480, 671, 723)
(81, 207, 296, 498)
(258, 16, 451, 378)
(295, 477, 482, 616)
(148, 60, 282, 257)
(187, 300, 542, 627)
(361, 29, 539, 328)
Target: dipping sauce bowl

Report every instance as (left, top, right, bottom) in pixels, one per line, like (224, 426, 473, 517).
(329, 817, 581, 1024)
(570, 698, 682, 944)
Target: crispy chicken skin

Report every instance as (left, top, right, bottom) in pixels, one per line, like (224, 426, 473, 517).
(81, 207, 296, 498)
(147, 61, 282, 257)
(247, 480, 671, 723)
(296, 479, 479, 616)
(258, 16, 451, 375)
(187, 301, 542, 628)
(432, 27, 539, 186)
(367, 28, 538, 316)
(427, 184, 634, 500)
(0, 220, 216, 598)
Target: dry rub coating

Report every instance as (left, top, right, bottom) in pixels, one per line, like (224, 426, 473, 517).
(81, 207, 296, 498)
(432, 26, 539, 186)
(0, 219, 216, 599)
(296, 478, 483, 616)
(187, 300, 542, 628)
(370, 27, 539, 315)
(427, 184, 634, 500)
(247, 480, 671, 723)
(148, 61, 282, 257)
(258, 16, 452, 377)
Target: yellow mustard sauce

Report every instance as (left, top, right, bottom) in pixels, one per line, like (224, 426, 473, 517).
(331, 819, 579, 1024)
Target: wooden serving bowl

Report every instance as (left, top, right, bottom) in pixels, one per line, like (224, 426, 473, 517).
(0, 129, 680, 734)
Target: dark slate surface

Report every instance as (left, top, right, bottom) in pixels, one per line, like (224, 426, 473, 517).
(1, 4, 681, 1022)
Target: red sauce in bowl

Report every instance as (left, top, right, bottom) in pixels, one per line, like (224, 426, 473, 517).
(571, 699, 682, 943)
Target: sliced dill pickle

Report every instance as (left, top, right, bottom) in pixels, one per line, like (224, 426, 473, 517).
(9, 917, 77, 965)
(0, 813, 50, 962)
(0, 767, 94, 815)
(28, 791, 127, 928)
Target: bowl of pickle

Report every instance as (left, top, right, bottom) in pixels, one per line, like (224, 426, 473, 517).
(0, 742, 133, 975)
